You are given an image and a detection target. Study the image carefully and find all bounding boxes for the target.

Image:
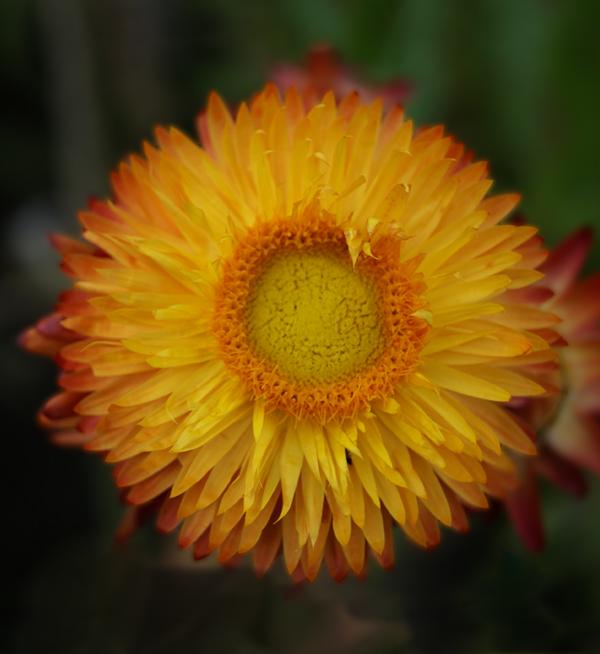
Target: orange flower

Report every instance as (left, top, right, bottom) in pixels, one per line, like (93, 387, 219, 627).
(21, 85, 558, 580)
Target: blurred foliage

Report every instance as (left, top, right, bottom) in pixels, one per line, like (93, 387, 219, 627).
(2, 0, 600, 652)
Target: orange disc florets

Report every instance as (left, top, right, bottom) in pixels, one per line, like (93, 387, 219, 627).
(213, 211, 429, 421)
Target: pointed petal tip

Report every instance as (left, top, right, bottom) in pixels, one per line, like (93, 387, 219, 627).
(503, 465, 545, 552)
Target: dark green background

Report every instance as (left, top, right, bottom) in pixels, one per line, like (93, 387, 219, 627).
(2, 1, 600, 652)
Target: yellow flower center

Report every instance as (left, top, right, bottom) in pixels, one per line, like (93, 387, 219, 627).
(247, 249, 384, 384)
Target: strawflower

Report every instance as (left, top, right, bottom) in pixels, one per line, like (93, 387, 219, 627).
(272, 44, 411, 108)
(503, 228, 600, 550)
(21, 85, 559, 580)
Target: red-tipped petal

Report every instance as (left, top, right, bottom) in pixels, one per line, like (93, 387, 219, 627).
(156, 496, 182, 534)
(505, 285, 555, 305)
(41, 392, 83, 420)
(542, 227, 593, 296)
(36, 314, 80, 343)
(193, 531, 212, 560)
(50, 430, 95, 448)
(115, 506, 139, 544)
(49, 233, 93, 256)
(18, 327, 62, 357)
(503, 463, 545, 552)
(324, 537, 349, 583)
(77, 415, 101, 434)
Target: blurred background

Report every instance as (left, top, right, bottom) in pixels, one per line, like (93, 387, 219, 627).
(3, 0, 600, 652)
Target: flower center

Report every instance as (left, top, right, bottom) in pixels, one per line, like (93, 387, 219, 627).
(247, 249, 384, 384)
(213, 211, 429, 421)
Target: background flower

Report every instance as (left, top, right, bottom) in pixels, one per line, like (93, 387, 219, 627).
(271, 43, 411, 107)
(503, 228, 600, 550)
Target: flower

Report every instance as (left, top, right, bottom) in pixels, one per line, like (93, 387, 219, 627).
(21, 85, 558, 581)
(271, 44, 411, 107)
(502, 228, 600, 550)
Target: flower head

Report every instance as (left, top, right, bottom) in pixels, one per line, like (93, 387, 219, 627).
(502, 228, 600, 550)
(22, 85, 557, 580)
(272, 44, 411, 107)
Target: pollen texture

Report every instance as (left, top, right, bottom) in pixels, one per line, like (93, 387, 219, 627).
(247, 249, 383, 384)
